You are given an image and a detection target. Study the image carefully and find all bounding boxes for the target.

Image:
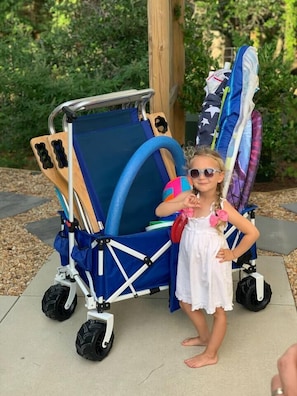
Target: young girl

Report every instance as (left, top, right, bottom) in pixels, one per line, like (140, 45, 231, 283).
(155, 146, 260, 368)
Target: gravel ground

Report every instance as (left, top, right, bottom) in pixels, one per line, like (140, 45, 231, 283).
(0, 167, 297, 308)
(0, 168, 58, 295)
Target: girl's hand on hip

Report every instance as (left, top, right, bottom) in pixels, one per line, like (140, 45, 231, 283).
(216, 248, 235, 263)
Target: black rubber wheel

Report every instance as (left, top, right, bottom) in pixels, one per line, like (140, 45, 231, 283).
(76, 320, 114, 361)
(42, 284, 77, 321)
(235, 277, 248, 305)
(236, 276, 272, 312)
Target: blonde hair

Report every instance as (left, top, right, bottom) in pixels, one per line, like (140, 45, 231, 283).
(185, 145, 226, 232)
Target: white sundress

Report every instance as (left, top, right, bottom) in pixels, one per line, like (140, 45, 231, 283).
(175, 204, 233, 315)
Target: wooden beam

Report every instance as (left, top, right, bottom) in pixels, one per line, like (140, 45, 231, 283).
(147, 0, 185, 144)
(148, 0, 171, 119)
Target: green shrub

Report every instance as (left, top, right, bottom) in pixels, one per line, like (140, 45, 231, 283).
(0, 0, 150, 168)
(0, 0, 296, 181)
(255, 42, 297, 179)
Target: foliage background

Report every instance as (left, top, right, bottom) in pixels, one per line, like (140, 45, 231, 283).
(0, 0, 296, 180)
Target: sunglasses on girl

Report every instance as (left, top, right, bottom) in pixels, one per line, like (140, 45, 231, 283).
(188, 168, 221, 179)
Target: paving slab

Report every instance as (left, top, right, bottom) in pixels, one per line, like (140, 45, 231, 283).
(0, 253, 296, 396)
(256, 215, 297, 254)
(0, 191, 49, 219)
(26, 216, 61, 246)
(281, 202, 297, 214)
(0, 296, 19, 322)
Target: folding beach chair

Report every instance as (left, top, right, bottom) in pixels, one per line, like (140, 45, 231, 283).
(196, 46, 272, 312)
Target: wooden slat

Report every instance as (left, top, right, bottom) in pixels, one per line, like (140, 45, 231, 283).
(30, 135, 83, 226)
(47, 133, 100, 233)
(147, 112, 177, 180)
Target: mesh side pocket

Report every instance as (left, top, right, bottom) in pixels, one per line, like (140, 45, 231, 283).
(54, 231, 69, 266)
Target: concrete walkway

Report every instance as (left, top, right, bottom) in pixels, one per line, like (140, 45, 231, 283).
(1, 190, 297, 395)
(1, 251, 296, 396)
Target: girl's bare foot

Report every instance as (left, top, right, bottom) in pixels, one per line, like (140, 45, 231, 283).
(184, 352, 218, 368)
(181, 336, 208, 347)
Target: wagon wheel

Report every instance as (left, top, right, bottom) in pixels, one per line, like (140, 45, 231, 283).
(235, 276, 249, 305)
(76, 320, 114, 361)
(42, 284, 77, 321)
(236, 276, 272, 312)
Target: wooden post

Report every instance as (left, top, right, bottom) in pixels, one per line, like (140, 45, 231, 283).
(147, 0, 185, 144)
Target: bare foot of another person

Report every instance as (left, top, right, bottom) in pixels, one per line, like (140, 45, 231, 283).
(184, 352, 218, 368)
(181, 336, 208, 347)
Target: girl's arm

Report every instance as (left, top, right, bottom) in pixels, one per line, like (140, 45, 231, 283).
(217, 200, 260, 262)
(155, 191, 199, 218)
